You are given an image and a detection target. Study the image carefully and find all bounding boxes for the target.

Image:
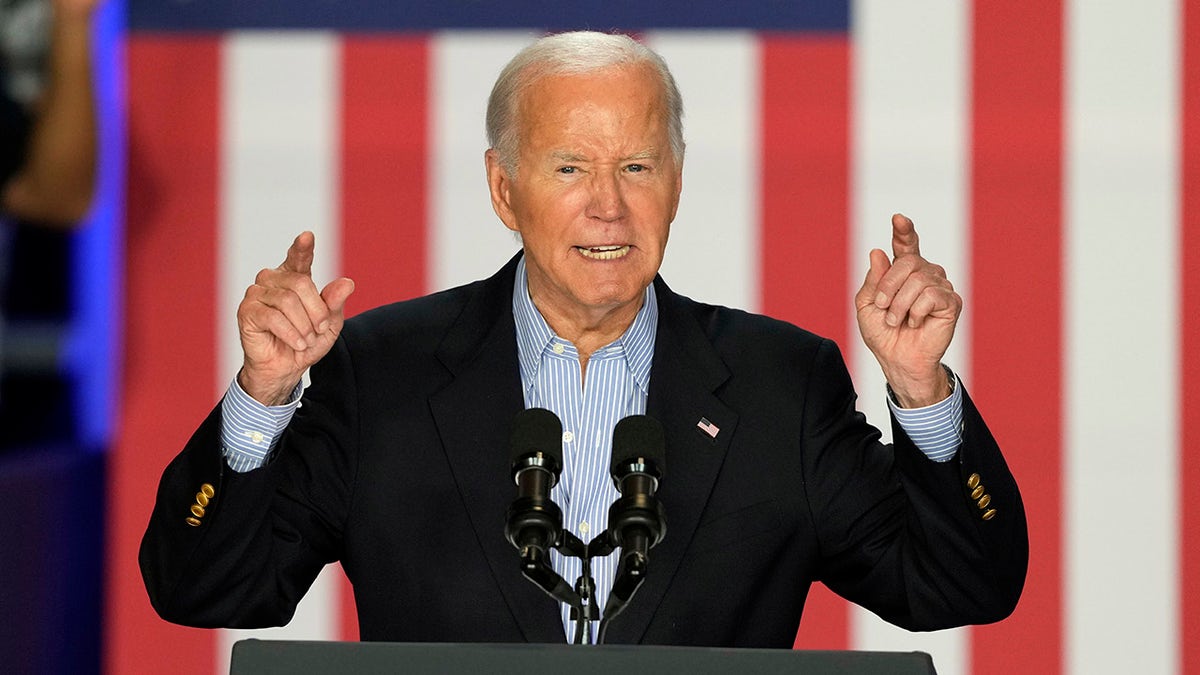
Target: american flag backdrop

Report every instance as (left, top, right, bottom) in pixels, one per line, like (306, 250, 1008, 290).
(107, 1, 1200, 674)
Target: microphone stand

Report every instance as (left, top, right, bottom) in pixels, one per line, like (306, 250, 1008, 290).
(517, 530, 604, 645)
(587, 531, 649, 645)
(515, 528, 654, 645)
(517, 543, 582, 619)
(559, 532, 597, 645)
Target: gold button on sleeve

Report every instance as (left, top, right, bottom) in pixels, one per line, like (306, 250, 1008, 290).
(982, 508, 997, 521)
(978, 494, 992, 509)
(971, 485, 985, 500)
(195, 492, 210, 507)
(200, 483, 216, 499)
(190, 504, 206, 518)
(967, 473, 981, 490)
(185, 517, 202, 527)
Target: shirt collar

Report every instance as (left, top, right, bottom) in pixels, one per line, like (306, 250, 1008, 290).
(512, 255, 657, 395)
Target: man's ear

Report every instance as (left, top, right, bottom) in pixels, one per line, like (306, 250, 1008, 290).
(668, 162, 684, 223)
(485, 149, 519, 233)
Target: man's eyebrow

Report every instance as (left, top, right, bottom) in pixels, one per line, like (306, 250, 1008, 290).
(623, 149, 659, 161)
(550, 151, 587, 162)
(547, 149, 661, 163)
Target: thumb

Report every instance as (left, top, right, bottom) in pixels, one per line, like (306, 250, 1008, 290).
(856, 248, 891, 310)
(321, 277, 356, 316)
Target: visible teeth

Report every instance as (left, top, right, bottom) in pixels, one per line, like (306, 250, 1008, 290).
(577, 245, 630, 260)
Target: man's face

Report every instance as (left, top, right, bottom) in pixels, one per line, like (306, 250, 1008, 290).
(486, 63, 682, 328)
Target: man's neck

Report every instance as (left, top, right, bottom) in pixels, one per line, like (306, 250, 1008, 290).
(532, 296, 642, 371)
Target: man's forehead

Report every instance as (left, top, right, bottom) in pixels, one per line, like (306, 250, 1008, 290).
(517, 70, 669, 138)
(520, 63, 660, 102)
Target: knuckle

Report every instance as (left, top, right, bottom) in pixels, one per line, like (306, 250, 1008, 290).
(879, 269, 903, 290)
(893, 255, 920, 275)
(257, 285, 283, 306)
(267, 313, 297, 338)
(273, 270, 298, 287)
(285, 272, 318, 295)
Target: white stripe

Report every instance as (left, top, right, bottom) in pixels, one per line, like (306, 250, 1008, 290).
(430, 32, 533, 292)
(218, 32, 342, 380)
(644, 31, 761, 313)
(217, 33, 343, 671)
(851, 2, 970, 673)
(1064, 2, 1180, 673)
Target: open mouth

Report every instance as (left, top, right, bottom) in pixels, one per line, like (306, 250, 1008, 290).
(576, 245, 631, 260)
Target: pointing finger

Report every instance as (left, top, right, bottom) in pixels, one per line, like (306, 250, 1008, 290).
(891, 213, 921, 259)
(280, 231, 316, 275)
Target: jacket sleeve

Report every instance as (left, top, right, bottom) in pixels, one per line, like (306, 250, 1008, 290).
(802, 338, 1028, 630)
(139, 336, 360, 629)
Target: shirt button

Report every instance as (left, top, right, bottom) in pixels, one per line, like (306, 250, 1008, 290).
(249, 431, 264, 444)
(562, 431, 575, 443)
(579, 521, 590, 534)
(553, 343, 565, 354)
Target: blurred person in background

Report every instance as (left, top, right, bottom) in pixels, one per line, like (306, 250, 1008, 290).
(0, 0, 99, 447)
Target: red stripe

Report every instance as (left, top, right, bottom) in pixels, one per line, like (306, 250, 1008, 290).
(336, 35, 431, 640)
(108, 36, 221, 674)
(1180, 0, 1200, 671)
(339, 36, 430, 318)
(331, 563, 357, 642)
(969, 2, 1064, 673)
(758, 35, 853, 650)
(760, 35, 853, 348)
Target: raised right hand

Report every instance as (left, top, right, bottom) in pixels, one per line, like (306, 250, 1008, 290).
(235, 232, 355, 405)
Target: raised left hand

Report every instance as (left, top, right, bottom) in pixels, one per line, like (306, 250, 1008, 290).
(53, 0, 103, 22)
(855, 213, 962, 407)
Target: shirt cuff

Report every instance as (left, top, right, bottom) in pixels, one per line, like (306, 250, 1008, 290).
(886, 368, 964, 463)
(220, 376, 303, 472)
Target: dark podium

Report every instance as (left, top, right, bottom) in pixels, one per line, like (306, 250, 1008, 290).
(229, 640, 937, 674)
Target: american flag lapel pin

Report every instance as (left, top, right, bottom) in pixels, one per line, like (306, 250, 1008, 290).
(696, 417, 720, 439)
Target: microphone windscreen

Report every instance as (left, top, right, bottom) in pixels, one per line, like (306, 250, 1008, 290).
(610, 415, 666, 475)
(510, 407, 564, 468)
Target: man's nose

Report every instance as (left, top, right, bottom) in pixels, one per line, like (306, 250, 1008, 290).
(586, 172, 625, 221)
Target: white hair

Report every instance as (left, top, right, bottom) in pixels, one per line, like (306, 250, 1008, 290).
(485, 31, 685, 177)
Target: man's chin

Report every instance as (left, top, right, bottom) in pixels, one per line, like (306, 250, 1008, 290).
(572, 284, 647, 313)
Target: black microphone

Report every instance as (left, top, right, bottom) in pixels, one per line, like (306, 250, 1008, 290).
(597, 415, 667, 640)
(504, 408, 565, 564)
(607, 415, 667, 572)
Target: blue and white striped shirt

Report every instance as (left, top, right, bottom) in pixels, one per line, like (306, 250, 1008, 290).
(511, 257, 657, 638)
(219, 257, 964, 638)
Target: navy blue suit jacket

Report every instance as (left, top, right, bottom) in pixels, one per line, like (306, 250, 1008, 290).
(141, 253, 1027, 646)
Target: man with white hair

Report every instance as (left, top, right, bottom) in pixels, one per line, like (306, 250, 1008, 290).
(142, 31, 1027, 646)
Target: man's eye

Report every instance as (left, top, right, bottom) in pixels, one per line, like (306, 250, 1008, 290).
(557, 166, 577, 174)
(625, 164, 647, 173)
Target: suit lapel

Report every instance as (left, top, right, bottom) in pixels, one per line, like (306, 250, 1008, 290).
(428, 255, 565, 643)
(603, 278, 738, 644)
